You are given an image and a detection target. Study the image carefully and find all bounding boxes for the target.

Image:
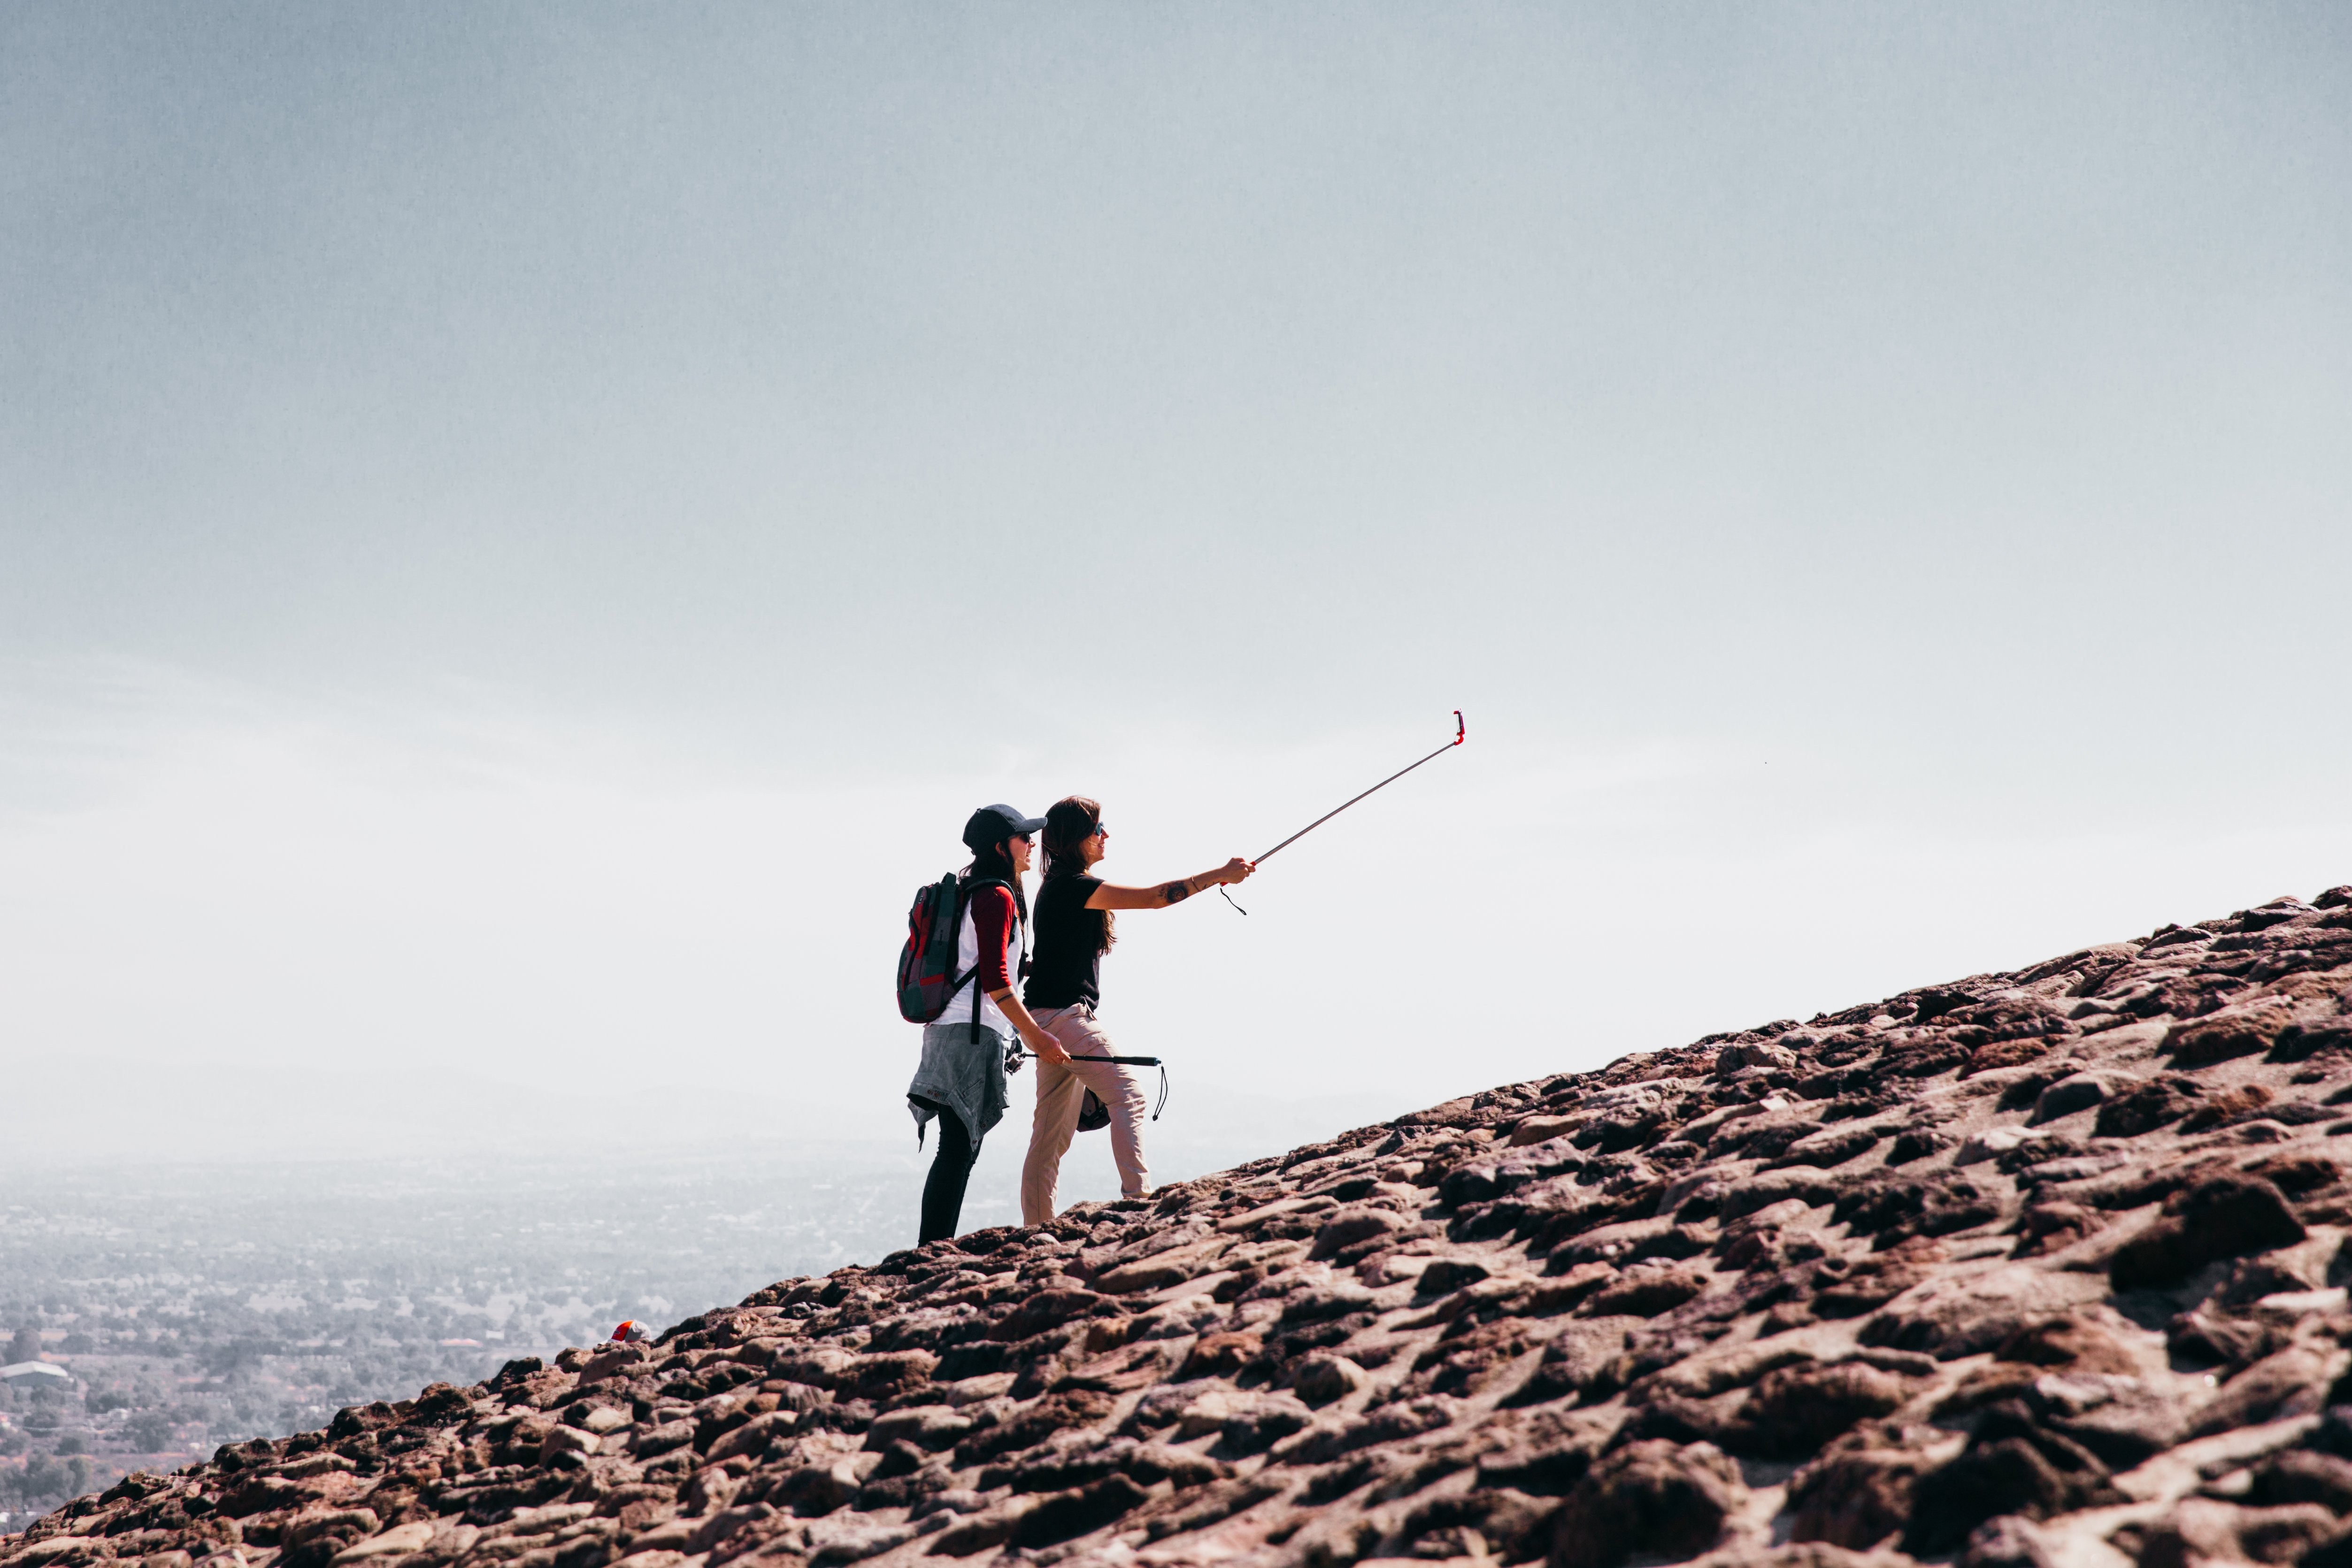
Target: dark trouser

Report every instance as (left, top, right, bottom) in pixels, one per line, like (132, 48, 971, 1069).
(918, 1103, 978, 1244)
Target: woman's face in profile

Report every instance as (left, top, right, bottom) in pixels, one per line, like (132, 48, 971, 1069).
(1010, 835, 1035, 873)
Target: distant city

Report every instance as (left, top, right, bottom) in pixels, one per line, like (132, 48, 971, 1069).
(0, 1091, 1394, 1530)
(0, 1144, 934, 1526)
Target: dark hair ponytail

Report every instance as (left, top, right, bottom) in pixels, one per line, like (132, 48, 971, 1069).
(1041, 796, 1114, 954)
(968, 838, 1030, 925)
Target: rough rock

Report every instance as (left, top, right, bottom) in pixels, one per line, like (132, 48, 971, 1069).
(2110, 1173, 2309, 1290)
(1784, 1423, 1946, 1549)
(1550, 1440, 1741, 1568)
(1959, 1514, 2058, 1568)
(15, 892, 2352, 1568)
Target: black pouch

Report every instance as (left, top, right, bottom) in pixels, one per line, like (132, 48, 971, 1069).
(1077, 1089, 1111, 1132)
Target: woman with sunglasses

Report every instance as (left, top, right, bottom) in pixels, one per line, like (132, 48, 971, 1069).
(1019, 796, 1254, 1223)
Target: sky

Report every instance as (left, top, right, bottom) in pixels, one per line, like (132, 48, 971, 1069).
(3, 5, 2349, 1167)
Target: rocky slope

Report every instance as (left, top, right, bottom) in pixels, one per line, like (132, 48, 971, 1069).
(15, 889, 2352, 1568)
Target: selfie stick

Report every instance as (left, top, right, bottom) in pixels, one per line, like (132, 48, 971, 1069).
(1013, 1051, 1172, 1120)
(1221, 711, 1466, 914)
(1015, 1052, 1161, 1066)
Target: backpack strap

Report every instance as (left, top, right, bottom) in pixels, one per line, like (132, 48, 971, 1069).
(970, 931, 984, 1040)
(959, 874, 1013, 1044)
(941, 875, 980, 1022)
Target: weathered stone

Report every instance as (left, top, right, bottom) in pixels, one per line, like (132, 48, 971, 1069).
(628, 1421, 695, 1457)
(1309, 1207, 1407, 1260)
(1174, 1330, 1259, 1379)
(2093, 1074, 2206, 1138)
(951, 1388, 1115, 1464)
(1903, 1404, 2125, 1554)
(1211, 1393, 1314, 1454)
(326, 1524, 432, 1565)
(2110, 1174, 2307, 1290)
(1476, 1414, 1608, 1497)
(1091, 1239, 1228, 1294)
(1282, 1396, 1457, 1463)
(2176, 1082, 2277, 1132)
(1739, 1361, 1919, 1457)
(1289, 1354, 1369, 1406)
(2184, 1344, 2338, 1439)
(1959, 1514, 2058, 1568)
(859, 1405, 967, 1453)
(1813, 1243, 1942, 1318)
(1580, 1266, 1705, 1318)
(2012, 1201, 2105, 1257)
(2250, 1448, 2352, 1514)
(2168, 1002, 2303, 1066)
(1772, 1125, 1884, 1169)
(2168, 1303, 2289, 1372)
(1007, 1474, 1152, 1547)
(1884, 1125, 1956, 1165)
(1963, 1039, 2055, 1080)
(2019, 1370, 2186, 1467)
(1860, 1264, 2109, 1360)
(2029, 1073, 2112, 1125)
(1549, 1439, 1741, 1568)
(1992, 1313, 2138, 1376)
(2130, 1497, 2338, 1568)
(1511, 1114, 1583, 1147)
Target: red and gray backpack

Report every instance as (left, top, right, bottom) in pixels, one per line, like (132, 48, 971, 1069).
(897, 872, 1012, 1028)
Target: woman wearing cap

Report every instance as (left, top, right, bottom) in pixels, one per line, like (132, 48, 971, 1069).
(1020, 797, 1253, 1223)
(907, 804, 1073, 1244)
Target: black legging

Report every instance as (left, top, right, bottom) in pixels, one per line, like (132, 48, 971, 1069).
(918, 1105, 978, 1245)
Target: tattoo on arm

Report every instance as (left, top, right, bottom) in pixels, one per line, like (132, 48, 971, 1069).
(1163, 881, 1191, 905)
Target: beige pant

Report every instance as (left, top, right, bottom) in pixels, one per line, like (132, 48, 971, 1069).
(1021, 1004, 1151, 1223)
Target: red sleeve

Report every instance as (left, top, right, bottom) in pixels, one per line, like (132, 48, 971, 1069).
(970, 886, 1015, 992)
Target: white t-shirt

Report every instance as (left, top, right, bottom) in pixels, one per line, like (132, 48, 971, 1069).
(941, 878, 1026, 1041)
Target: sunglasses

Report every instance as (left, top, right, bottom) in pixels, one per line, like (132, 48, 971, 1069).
(1089, 824, 1109, 839)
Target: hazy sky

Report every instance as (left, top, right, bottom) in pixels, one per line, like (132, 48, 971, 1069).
(4, 6, 2348, 1163)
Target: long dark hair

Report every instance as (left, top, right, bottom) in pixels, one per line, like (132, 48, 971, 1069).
(1042, 796, 1114, 953)
(968, 838, 1030, 925)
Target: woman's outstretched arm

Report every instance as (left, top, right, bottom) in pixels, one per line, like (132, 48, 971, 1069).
(1086, 858, 1254, 911)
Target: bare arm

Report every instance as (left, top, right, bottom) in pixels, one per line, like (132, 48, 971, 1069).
(991, 988, 1071, 1066)
(1085, 857, 1255, 911)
